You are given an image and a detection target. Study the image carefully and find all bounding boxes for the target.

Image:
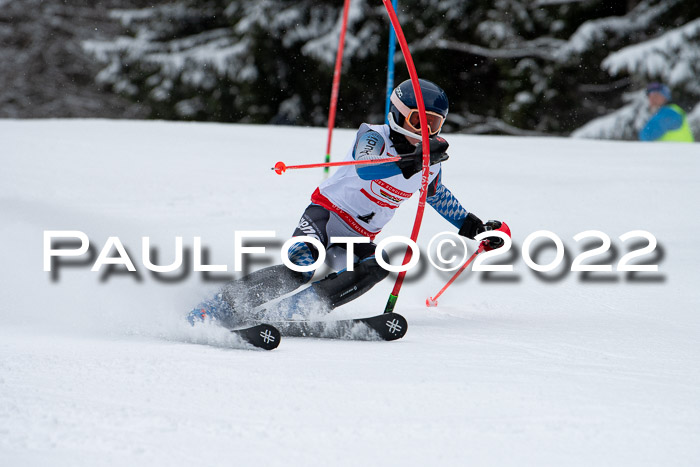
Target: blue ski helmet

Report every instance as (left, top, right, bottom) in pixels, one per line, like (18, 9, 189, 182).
(389, 79, 449, 133)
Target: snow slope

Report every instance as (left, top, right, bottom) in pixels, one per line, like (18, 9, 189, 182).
(1, 120, 699, 466)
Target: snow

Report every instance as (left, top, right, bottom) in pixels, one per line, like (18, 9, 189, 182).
(570, 92, 649, 140)
(533, 0, 588, 5)
(574, 15, 700, 139)
(689, 102, 700, 139)
(554, 0, 679, 62)
(476, 20, 515, 46)
(300, 0, 378, 66)
(85, 31, 255, 88)
(602, 18, 700, 92)
(2, 120, 700, 466)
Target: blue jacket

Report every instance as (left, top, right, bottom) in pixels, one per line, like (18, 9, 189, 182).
(639, 105, 688, 141)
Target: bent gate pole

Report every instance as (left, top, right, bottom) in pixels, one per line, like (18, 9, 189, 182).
(382, 0, 431, 313)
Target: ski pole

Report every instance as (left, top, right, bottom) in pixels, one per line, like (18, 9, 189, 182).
(272, 157, 400, 175)
(426, 243, 485, 307)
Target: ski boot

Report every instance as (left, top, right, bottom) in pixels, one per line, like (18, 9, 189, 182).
(187, 292, 240, 328)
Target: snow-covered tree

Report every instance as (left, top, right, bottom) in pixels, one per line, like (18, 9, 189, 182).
(83, 0, 387, 125)
(417, 0, 699, 136)
(24, 0, 690, 139)
(570, 1, 700, 139)
(0, 0, 150, 118)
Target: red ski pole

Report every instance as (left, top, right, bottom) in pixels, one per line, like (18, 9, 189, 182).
(272, 157, 400, 175)
(426, 243, 485, 307)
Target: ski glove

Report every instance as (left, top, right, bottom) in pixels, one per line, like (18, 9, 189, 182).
(459, 215, 508, 250)
(458, 212, 484, 240)
(396, 136, 449, 179)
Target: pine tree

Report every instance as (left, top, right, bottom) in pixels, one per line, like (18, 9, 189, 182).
(83, 0, 388, 125)
(0, 0, 150, 118)
(81, 0, 699, 138)
(575, 7, 700, 139)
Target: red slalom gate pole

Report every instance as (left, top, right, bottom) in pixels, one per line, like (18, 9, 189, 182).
(272, 157, 400, 175)
(381, 0, 431, 314)
(323, 0, 352, 178)
(426, 244, 485, 308)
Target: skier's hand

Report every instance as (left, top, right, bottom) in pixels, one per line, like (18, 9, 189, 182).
(458, 212, 484, 240)
(459, 216, 510, 251)
(396, 136, 449, 179)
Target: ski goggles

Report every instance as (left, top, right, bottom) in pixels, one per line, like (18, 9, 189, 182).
(391, 93, 445, 136)
(405, 110, 445, 136)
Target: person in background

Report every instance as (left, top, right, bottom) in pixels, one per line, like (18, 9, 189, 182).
(639, 83, 694, 142)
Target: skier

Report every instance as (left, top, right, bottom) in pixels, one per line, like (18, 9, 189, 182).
(639, 83, 694, 142)
(188, 79, 508, 327)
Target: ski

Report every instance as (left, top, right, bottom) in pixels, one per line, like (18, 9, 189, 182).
(231, 323, 281, 350)
(270, 313, 407, 341)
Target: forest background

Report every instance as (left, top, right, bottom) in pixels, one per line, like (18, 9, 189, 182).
(2, 0, 699, 139)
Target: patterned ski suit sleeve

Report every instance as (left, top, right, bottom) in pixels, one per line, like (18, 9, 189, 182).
(426, 170, 469, 228)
